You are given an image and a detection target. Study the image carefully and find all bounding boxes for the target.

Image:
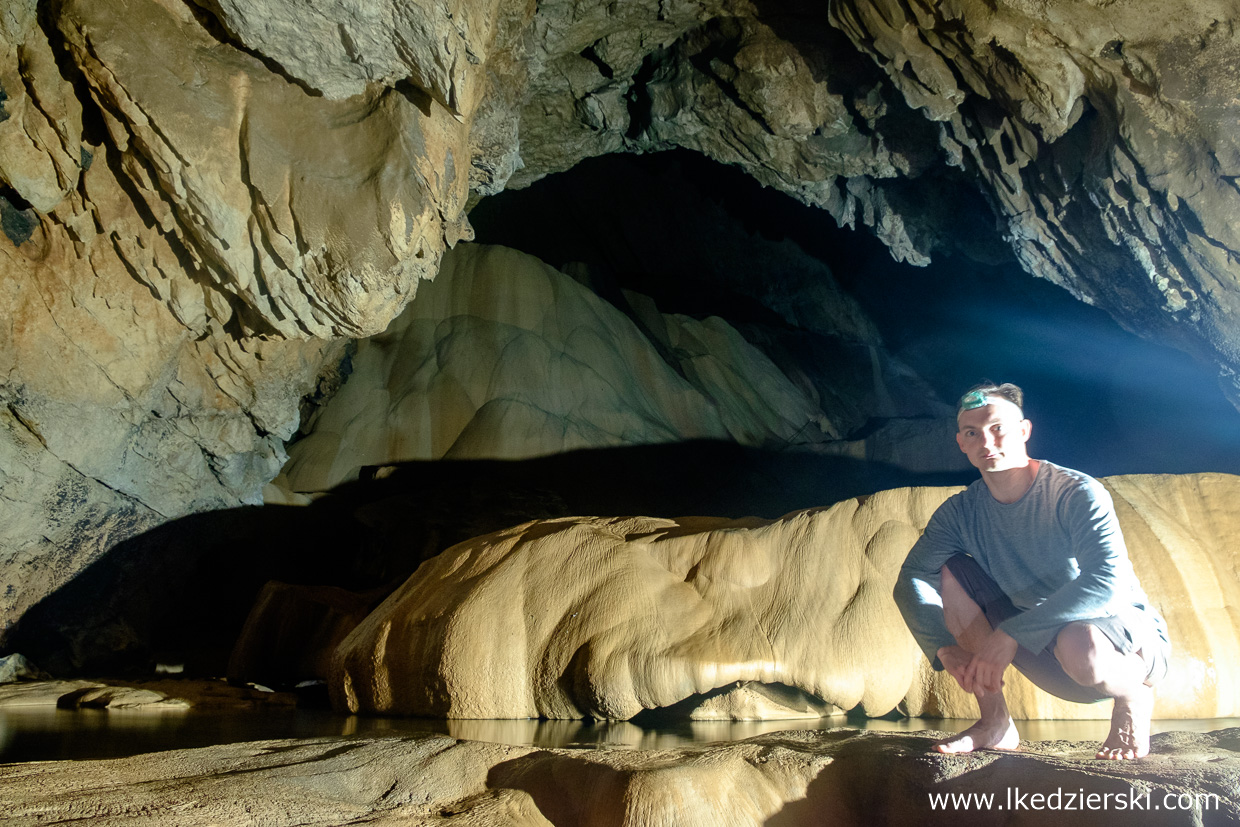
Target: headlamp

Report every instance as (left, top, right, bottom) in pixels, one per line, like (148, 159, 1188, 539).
(958, 390, 990, 411)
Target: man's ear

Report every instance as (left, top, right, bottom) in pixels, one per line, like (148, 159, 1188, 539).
(1021, 419, 1033, 441)
(955, 431, 967, 453)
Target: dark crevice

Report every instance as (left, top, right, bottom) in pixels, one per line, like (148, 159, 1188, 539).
(629, 681, 835, 724)
(7, 403, 49, 449)
(579, 43, 614, 80)
(36, 0, 107, 151)
(392, 78, 434, 117)
(180, 0, 325, 98)
(623, 46, 669, 140)
(0, 186, 39, 245)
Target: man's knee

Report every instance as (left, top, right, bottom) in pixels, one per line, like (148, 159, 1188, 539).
(1053, 622, 1112, 687)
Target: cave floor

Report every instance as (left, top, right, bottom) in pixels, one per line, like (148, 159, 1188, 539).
(1, 725, 1237, 826)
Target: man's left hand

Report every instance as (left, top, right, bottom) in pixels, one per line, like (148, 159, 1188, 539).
(963, 629, 1018, 694)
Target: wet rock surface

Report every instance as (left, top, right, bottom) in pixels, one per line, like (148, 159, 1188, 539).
(0, 676, 296, 711)
(0, 727, 1235, 826)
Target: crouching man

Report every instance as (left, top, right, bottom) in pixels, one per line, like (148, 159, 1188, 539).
(894, 382, 1170, 759)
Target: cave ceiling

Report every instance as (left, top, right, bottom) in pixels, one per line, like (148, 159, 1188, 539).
(3, 0, 1240, 646)
(122, 0, 1240, 393)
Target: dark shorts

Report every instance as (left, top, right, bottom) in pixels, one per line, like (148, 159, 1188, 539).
(945, 554, 1171, 703)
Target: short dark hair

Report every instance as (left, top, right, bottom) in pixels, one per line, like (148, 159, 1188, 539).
(957, 381, 1024, 416)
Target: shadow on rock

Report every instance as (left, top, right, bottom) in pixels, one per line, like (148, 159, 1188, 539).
(5, 440, 970, 681)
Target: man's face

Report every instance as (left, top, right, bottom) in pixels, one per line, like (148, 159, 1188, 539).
(955, 400, 1032, 473)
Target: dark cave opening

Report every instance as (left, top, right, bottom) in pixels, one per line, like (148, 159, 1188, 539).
(469, 148, 1240, 478)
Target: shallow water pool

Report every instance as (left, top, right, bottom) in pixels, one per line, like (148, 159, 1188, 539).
(2, 706, 1235, 764)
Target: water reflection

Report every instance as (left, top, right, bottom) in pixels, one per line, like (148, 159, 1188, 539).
(2, 707, 1236, 764)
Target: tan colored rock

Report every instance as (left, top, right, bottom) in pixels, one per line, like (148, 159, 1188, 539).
(0, 681, 108, 707)
(56, 0, 470, 339)
(280, 243, 842, 491)
(2, 0, 509, 636)
(328, 491, 938, 720)
(0, 728, 1236, 826)
(189, 0, 516, 111)
(0, 0, 83, 213)
(331, 474, 1240, 722)
(57, 685, 188, 711)
(1, 0, 410, 643)
(0, 134, 339, 638)
(0, 678, 296, 710)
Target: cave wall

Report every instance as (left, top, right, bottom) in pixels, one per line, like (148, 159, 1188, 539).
(3, 0, 1240, 649)
(0, 0, 487, 644)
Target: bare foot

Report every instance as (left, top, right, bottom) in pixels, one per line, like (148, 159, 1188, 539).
(1097, 686, 1153, 760)
(935, 717, 1020, 754)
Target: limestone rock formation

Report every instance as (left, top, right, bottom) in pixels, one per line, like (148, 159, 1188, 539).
(513, 4, 947, 263)
(279, 243, 850, 492)
(53, 0, 478, 340)
(187, 0, 512, 110)
(0, 654, 47, 683)
(331, 473, 1240, 721)
(1, 728, 1236, 826)
(0, 676, 295, 710)
(832, 0, 1240, 393)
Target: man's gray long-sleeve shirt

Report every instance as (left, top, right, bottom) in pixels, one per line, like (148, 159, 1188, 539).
(894, 461, 1156, 669)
